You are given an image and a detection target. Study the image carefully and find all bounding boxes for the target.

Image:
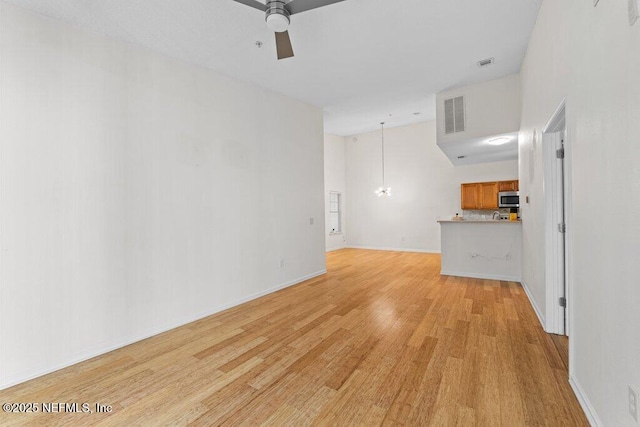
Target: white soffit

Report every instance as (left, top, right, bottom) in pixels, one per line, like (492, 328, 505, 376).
(3, 0, 542, 136)
(440, 132, 520, 166)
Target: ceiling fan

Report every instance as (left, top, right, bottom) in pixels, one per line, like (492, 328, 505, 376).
(232, 0, 346, 60)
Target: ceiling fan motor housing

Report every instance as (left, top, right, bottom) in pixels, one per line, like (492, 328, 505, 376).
(266, 0, 290, 32)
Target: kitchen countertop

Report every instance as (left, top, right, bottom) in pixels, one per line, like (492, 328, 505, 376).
(437, 219, 522, 223)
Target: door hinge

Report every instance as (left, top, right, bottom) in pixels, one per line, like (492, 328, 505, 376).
(556, 148, 565, 159)
(559, 297, 567, 308)
(558, 223, 566, 233)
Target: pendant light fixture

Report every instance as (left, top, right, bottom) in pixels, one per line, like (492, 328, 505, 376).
(375, 122, 391, 197)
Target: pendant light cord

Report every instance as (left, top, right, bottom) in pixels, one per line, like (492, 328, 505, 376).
(381, 122, 385, 187)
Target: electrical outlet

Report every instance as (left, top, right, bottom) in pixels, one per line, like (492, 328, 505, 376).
(630, 385, 638, 423)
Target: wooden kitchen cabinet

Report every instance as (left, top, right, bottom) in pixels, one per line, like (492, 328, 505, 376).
(461, 180, 516, 210)
(498, 180, 519, 191)
(479, 182, 499, 209)
(461, 183, 479, 209)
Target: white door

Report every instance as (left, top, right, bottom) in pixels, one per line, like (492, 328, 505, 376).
(543, 129, 567, 335)
(557, 132, 567, 334)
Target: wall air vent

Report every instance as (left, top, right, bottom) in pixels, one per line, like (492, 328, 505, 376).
(444, 96, 465, 134)
(477, 57, 494, 68)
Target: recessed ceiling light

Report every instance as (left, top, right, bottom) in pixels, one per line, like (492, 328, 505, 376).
(487, 136, 511, 146)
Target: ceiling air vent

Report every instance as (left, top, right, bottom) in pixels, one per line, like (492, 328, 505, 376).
(477, 57, 494, 68)
(444, 96, 465, 134)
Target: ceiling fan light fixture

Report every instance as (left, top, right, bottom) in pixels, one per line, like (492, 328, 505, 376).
(266, 12, 290, 32)
(232, 0, 347, 59)
(265, 0, 290, 32)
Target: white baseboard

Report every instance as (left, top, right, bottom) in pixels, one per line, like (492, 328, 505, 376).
(0, 269, 326, 390)
(346, 245, 440, 254)
(325, 246, 346, 252)
(569, 376, 602, 427)
(520, 280, 546, 329)
(440, 270, 521, 282)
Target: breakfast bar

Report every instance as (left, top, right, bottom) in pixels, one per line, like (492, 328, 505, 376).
(438, 220, 522, 281)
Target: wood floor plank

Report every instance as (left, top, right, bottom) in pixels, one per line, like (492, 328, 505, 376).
(0, 249, 588, 426)
(551, 334, 570, 370)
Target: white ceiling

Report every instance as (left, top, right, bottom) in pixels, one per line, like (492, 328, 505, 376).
(5, 0, 541, 138)
(438, 132, 520, 166)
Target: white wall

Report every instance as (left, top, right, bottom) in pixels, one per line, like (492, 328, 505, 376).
(345, 121, 518, 253)
(0, 4, 326, 389)
(324, 134, 347, 251)
(436, 73, 522, 143)
(519, 0, 640, 425)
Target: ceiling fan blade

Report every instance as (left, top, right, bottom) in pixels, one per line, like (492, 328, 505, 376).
(275, 31, 294, 60)
(285, 0, 346, 15)
(231, 0, 267, 12)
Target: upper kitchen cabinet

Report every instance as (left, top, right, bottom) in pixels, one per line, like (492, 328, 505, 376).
(462, 182, 499, 210)
(479, 182, 499, 209)
(461, 183, 479, 210)
(436, 74, 521, 166)
(461, 180, 518, 210)
(498, 180, 519, 191)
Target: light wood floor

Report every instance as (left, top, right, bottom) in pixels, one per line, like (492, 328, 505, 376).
(0, 249, 587, 426)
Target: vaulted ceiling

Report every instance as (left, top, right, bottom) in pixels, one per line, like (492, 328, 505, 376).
(5, 0, 541, 140)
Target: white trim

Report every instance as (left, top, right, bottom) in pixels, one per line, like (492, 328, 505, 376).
(521, 280, 545, 329)
(0, 269, 327, 390)
(564, 100, 575, 343)
(440, 271, 521, 282)
(543, 99, 567, 133)
(542, 98, 571, 336)
(328, 190, 343, 234)
(346, 245, 440, 254)
(325, 246, 346, 252)
(542, 130, 565, 334)
(569, 376, 603, 427)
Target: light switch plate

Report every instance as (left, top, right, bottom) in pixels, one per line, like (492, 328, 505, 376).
(630, 0, 639, 25)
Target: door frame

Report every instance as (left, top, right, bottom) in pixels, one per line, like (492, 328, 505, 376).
(542, 99, 572, 336)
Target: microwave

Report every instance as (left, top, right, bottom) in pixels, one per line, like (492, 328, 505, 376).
(498, 191, 520, 208)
